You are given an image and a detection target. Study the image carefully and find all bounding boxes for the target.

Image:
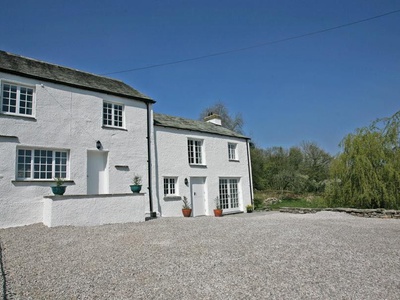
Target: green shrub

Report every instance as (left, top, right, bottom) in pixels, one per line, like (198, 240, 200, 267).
(253, 196, 266, 210)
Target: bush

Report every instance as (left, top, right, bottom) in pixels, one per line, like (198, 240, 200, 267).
(253, 196, 266, 210)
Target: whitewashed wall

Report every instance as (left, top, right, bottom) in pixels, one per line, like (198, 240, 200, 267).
(153, 126, 253, 217)
(43, 193, 145, 227)
(0, 72, 151, 228)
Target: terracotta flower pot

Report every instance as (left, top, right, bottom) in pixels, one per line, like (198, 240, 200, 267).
(182, 208, 192, 217)
(213, 209, 223, 217)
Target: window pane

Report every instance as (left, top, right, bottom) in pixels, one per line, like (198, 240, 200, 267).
(2, 84, 34, 116)
(164, 177, 176, 195)
(219, 179, 229, 209)
(188, 140, 194, 164)
(103, 102, 123, 127)
(188, 140, 202, 165)
(17, 149, 32, 179)
(229, 179, 239, 208)
(103, 102, 113, 125)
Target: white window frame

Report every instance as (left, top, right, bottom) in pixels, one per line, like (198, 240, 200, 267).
(16, 147, 69, 180)
(219, 178, 240, 211)
(228, 143, 238, 161)
(103, 101, 125, 128)
(164, 177, 178, 196)
(1, 81, 35, 117)
(188, 138, 204, 165)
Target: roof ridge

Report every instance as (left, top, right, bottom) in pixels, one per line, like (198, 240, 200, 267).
(153, 112, 249, 139)
(0, 50, 154, 102)
(0, 50, 125, 84)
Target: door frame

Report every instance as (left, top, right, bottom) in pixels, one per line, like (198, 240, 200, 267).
(190, 177, 207, 216)
(87, 150, 109, 194)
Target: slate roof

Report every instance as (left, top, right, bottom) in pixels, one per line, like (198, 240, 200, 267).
(154, 113, 249, 139)
(0, 50, 154, 103)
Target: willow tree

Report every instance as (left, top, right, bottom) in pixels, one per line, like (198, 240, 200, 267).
(326, 111, 400, 209)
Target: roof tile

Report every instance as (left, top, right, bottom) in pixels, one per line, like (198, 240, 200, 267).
(154, 113, 248, 139)
(0, 50, 154, 102)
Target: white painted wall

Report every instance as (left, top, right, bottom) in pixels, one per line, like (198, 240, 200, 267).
(153, 126, 253, 217)
(0, 72, 151, 228)
(43, 193, 145, 227)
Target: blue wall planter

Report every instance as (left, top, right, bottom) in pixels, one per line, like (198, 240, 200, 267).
(51, 186, 66, 195)
(130, 185, 142, 193)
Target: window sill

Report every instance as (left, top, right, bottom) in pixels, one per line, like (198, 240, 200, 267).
(101, 125, 127, 131)
(0, 113, 37, 121)
(12, 180, 75, 185)
(163, 195, 182, 201)
(229, 159, 240, 162)
(189, 164, 207, 168)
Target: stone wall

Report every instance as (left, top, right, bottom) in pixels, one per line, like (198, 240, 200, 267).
(279, 207, 400, 219)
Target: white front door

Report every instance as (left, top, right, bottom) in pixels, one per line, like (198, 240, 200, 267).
(87, 150, 109, 194)
(190, 177, 206, 216)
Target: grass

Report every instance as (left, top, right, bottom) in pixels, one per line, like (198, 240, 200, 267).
(254, 190, 328, 210)
(268, 197, 328, 210)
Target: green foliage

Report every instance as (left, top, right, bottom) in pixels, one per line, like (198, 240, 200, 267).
(326, 111, 400, 209)
(54, 177, 65, 186)
(250, 145, 268, 190)
(251, 142, 332, 194)
(132, 174, 142, 185)
(182, 196, 191, 209)
(253, 195, 266, 210)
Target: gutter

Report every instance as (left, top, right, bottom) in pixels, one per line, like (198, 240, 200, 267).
(146, 103, 156, 218)
(246, 140, 254, 206)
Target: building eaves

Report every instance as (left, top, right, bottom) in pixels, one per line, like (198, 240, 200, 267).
(154, 113, 249, 139)
(0, 50, 155, 103)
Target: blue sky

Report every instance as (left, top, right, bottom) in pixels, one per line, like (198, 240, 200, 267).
(2, 0, 399, 154)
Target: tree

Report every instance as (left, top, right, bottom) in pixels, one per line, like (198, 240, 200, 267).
(300, 141, 332, 192)
(250, 144, 267, 190)
(199, 102, 244, 133)
(326, 111, 400, 209)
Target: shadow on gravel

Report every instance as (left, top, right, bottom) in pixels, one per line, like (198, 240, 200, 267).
(0, 239, 7, 300)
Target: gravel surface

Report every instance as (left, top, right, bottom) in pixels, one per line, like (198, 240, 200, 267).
(0, 211, 399, 299)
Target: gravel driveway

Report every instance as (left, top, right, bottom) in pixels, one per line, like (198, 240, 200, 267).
(1, 211, 399, 299)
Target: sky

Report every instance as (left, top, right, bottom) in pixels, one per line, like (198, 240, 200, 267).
(1, 0, 400, 154)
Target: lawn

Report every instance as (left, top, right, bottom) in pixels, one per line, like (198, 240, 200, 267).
(254, 190, 328, 210)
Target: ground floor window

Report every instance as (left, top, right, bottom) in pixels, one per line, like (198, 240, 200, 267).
(164, 177, 177, 195)
(17, 148, 68, 180)
(219, 178, 239, 210)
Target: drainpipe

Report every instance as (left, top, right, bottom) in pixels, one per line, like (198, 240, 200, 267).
(146, 102, 156, 218)
(246, 139, 254, 206)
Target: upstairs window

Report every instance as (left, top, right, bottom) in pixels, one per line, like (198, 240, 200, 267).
(17, 148, 68, 180)
(1, 82, 34, 117)
(164, 177, 177, 195)
(188, 139, 203, 165)
(103, 101, 124, 128)
(228, 143, 238, 161)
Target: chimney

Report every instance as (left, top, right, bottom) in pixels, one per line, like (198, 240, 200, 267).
(204, 112, 222, 126)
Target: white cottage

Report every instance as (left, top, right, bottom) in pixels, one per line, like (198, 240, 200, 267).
(153, 113, 253, 217)
(0, 51, 155, 227)
(0, 50, 253, 228)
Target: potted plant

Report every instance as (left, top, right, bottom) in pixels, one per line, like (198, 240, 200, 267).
(213, 196, 223, 217)
(130, 174, 142, 193)
(182, 196, 192, 217)
(51, 177, 66, 195)
(246, 204, 254, 213)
